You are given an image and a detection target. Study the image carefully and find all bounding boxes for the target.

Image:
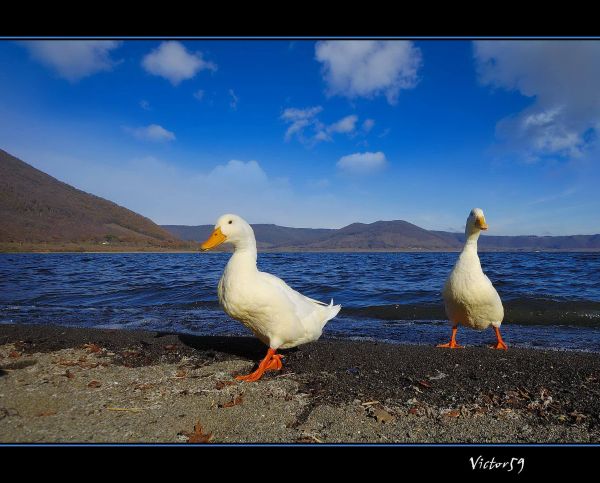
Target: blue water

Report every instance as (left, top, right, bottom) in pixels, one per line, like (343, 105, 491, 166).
(1, 252, 600, 351)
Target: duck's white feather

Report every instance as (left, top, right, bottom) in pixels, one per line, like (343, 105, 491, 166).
(214, 215, 340, 350)
(442, 209, 504, 331)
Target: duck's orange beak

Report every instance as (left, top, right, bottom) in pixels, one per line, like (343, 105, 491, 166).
(475, 215, 488, 230)
(200, 227, 227, 251)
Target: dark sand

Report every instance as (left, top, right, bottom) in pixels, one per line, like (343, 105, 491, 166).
(1, 323, 599, 443)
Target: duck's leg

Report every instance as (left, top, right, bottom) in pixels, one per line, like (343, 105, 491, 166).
(437, 325, 464, 349)
(490, 326, 508, 350)
(235, 348, 283, 382)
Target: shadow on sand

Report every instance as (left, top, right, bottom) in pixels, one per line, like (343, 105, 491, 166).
(177, 334, 267, 360)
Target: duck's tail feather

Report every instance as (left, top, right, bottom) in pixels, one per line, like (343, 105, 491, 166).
(320, 298, 341, 329)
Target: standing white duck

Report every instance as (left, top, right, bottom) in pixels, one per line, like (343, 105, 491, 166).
(439, 208, 508, 350)
(200, 214, 341, 381)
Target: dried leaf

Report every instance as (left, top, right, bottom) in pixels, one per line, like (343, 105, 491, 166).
(87, 380, 102, 388)
(186, 421, 213, 443)
(372, 407, 395, 423)
(83, 343, 102, 354)
(215, 380, 236, 390)
(219, 395, 244, 408)
(36, 410, 57, 417)
(134, 383, 154, 391)
(8, 351, 21, 359)
(164, 344, 178, 351)
(64, 369, 75, 379)
(174, 369, 187, 378)
(444, 410, 461, 418)
(418, 380, 432, 389)
(408, 408, 419, 415)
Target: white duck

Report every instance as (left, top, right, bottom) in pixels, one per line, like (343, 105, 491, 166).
(439, 208, 507, 350)
(200, 214, 341, 381)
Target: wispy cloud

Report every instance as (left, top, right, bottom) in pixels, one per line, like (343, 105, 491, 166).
(123, 124, 176, 142)
(315, 40, 422, 104)
(142, 41, 217, 86)
(20, 40, 122, 82)
(281, 106, 323, 143)
(193, 89, 205, 101)
(362, 119, 375, 133)
(228, 89, 239, 110)
(139, 100, 151, 111)
(327, 114, 358, 134)
(337, 151, 388, 174)
(281, 107, 361, 145)
(474, 41, 600, 163)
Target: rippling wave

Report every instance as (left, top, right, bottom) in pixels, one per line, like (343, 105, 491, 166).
(1, 252, 599, 351)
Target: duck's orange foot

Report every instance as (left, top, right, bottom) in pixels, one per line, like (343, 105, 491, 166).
(490, 326, 508, 350)
(436, 341, 464, 349)
(265, 353, 283, 370)
(235, 370, 265, 382)
(235, 348, 283, 383)
(490, 340, 508, 350)
(436, 326, 463, 348)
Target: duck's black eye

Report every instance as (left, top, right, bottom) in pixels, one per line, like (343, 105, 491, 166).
(228, 220, 233, 224)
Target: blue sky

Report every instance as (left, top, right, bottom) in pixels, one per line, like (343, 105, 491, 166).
(0, 39, 599, 235)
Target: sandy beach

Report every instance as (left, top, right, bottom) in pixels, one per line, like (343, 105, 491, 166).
(1, 323, 599, 443)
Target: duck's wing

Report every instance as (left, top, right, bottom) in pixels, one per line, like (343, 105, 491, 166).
(258, 271, 327, 315)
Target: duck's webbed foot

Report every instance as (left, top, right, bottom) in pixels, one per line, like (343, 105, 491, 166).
(436, 325, 464, 349)
(235, 348, 283, 382)
(490, 326, 508, 350)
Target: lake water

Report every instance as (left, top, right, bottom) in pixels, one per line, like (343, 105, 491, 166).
(1, 252, 600, 351)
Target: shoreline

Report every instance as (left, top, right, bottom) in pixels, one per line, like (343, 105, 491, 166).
(3, 249, 600, 254)
(1, 323, 599, 443)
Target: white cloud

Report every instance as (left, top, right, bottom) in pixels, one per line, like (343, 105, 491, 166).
(337, 151, 387, 174)
(282, 106, 323, 142)
(281, 107, 359, 145)
(124, 124, 176, 142)
(315, 41, 422, 104)
(378, 128, 391, 138)
(21, 40, 121, 82)
(362, 119, 375, 133)
(474, 41, 600, 162)
(19, 152, 345, 227)
(142, 41, 216, 86)
(193, 89, 205, 101)
(327, 115, 358, 134)
(229, 89, 239, 110)
(140, 100, 151, 111)
(281, 106, 324, 122)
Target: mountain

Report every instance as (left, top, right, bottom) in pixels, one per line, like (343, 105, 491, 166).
(300, 220, 458, 250)
(164, 221, 600, 252)
(162, 224, 335, 250)
(2, 148, 598, 253)
(0, 149, 187, 251)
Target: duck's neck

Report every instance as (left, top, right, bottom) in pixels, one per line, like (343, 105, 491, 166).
(464, 229, 481, 250)
(460, 228, 481, 263)
(228, 238, 258, 272)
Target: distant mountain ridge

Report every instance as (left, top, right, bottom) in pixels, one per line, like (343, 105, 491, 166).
(0, 149, 186, 250)
(164, 222, 600, 251)
(2, 148, 598, 252)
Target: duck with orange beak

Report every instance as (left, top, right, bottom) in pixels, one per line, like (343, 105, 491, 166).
(439, 208, 508, 350)
(200, 214, 341, 382)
